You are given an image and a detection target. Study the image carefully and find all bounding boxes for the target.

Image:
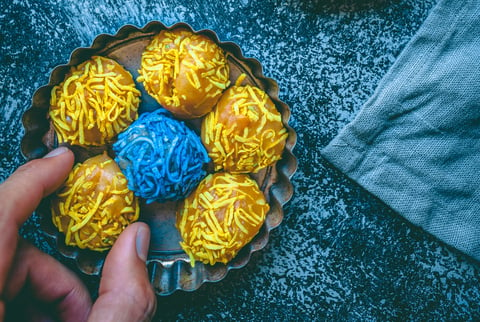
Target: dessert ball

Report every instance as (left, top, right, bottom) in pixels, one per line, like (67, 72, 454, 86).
(49, 56, 141, 146)
(176, 172, 269, 266)
(137, 28, 230, 119)
(201, 79, 288, 173)
(51, 153, 139, 251)
(113, 108, 210, 204)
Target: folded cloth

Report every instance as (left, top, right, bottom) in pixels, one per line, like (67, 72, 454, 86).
(321, 0, 480, 260)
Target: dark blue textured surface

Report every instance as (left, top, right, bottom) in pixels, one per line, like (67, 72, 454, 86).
(2, 0, 480, 320)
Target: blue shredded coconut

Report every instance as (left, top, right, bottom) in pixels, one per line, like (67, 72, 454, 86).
(113, 108, 210, 204)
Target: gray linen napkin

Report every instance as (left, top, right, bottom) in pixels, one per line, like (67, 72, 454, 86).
(321, 0, 480, 260)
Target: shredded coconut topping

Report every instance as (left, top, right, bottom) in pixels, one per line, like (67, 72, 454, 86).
(137, 29, 230, 118)
(49, 56, 141, 146)
(202, 78, 288, 173)
(177, 172, 269, 266)
(51, 153, 139, 251)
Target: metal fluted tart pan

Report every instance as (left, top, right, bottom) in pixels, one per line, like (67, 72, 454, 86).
(21, 21, 297, 295)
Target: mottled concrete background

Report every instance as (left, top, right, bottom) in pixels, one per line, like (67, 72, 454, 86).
(1, 0, 480, 320)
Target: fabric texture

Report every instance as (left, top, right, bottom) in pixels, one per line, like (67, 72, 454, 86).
(321, 0, 480, 260)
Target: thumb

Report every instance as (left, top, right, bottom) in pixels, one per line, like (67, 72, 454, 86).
(88, 222, 157, 322)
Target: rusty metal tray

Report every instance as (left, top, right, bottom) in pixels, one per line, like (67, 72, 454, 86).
(21, 21, 297, 295)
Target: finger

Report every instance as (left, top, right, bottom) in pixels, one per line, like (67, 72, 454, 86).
(0, 146, 74, 227)
(88, 222, 157, 322)
(0, 147, 74, 294)
(4, 240, 92, 322)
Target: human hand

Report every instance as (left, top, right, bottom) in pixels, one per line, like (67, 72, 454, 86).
(0, 147, 157, 321)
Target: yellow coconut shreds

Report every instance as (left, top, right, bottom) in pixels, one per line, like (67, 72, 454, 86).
(176, 172, 269, 267)
(137, 29, 230, 116)
(51, 153, 139, 252)
(49, 56, 141, 147)
(201, 82, 288, 173)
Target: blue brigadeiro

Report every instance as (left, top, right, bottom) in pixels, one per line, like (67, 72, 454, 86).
(113, 108, 210, 204)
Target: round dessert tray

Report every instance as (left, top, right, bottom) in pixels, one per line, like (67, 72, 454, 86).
(21, 21, 297, 295)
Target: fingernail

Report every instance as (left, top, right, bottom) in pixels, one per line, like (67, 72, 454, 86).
(136, 225, 150, 262)
(43, 147, 69, 158)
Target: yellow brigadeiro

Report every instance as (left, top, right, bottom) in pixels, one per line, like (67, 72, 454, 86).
(176, 172, 269, 266)
(49, 56, 141, 146)
(201, 76, 288, 173)
(137, 28, 230, 119)
(51, 153, 139, 251)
